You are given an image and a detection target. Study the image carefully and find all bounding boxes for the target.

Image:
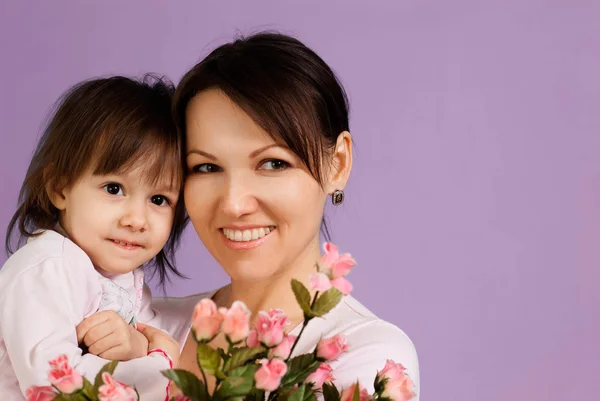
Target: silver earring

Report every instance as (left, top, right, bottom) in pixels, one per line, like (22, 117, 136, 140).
(332, 189, 344, 206)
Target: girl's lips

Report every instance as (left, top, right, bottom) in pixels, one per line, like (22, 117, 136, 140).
(108, 239, 142, 250)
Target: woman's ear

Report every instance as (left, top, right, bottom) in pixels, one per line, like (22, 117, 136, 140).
(325, 131, 353, 195)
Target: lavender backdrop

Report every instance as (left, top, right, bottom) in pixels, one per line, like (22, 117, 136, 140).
(1, 1, 598, 400)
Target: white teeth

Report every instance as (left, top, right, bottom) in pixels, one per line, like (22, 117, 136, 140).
(223, 226, 275, 242)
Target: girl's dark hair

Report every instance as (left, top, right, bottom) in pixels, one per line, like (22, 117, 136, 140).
(173, 32, 350, 240)
(6, 75, 187, 285)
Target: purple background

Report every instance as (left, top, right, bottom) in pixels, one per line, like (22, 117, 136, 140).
(1, 1, 599, 400)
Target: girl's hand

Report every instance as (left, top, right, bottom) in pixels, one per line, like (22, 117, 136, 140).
(136, 323, 181, 367)
(76, 310, 148, 361)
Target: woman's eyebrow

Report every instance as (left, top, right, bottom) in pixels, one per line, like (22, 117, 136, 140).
(186, 149, 216, 160)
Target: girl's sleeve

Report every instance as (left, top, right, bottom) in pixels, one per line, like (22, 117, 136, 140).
(0, 258, 172, 401)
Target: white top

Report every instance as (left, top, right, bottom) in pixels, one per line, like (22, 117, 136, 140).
(151, 289, 421, 400)
(0, 230, 187, 401)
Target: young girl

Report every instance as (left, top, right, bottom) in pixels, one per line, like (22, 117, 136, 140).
(0, 75, 187, 400)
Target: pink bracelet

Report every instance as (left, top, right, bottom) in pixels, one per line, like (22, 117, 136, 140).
(148, 349, 173, 401)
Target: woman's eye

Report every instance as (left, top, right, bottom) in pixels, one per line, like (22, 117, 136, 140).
(259, 159, 290, 171)
(103, 183, 124, 196)
(151, 195, 169, 207)
(191, 163, 221, 173)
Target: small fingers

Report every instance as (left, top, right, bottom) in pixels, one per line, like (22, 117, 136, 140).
(98, 345, 128, 361)
(88, 330, 128, 357)
(82, 321, 115, 347)
(76, 311, 123, 343)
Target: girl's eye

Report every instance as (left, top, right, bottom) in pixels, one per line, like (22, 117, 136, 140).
(151, 195, 169, 207)
(103, 183, 124, 196)
(259, 159, 290, 171)
(191, 163, 221, 173)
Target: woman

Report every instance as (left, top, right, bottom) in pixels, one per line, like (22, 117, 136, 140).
(169, 32, 420, 396)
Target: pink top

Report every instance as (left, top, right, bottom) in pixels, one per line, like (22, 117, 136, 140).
(0, 230, 187, 401)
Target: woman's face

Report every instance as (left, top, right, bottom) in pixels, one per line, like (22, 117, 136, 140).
(184, 89, 329, 282)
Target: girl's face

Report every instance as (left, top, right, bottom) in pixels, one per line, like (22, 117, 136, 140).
(184, 89, 342, 282)
(51, 164, 179, 276)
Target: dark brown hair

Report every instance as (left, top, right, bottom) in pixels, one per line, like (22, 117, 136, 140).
(173, 32, 351, 239)
(6, 75, 187, 284)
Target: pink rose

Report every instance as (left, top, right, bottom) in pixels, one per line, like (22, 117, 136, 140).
(26, 386, 56, 401)
(340, 383, 371, 401)
(220, 301, 251, 343)
(98, 372, 138, 401)
(192, 298, 223, 341)
(269, 334, 297, 360)
(319, 243, 356, 278)
(330, 277, 353, 295)
(377, 360, 416, 401)
(254, 309, 289, 347)
(47, 354, 83, 394)
(314, 243, 356, 295)
(378, 360, 407, 381)
(305, 362, 334, 389)
(309, 272, 332, 292)
(254, 358, 288, 392)
(316, 334, 348, 361)
(247, 329, 260, 348)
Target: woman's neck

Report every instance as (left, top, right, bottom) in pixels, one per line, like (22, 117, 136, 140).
(216, 239, 321, 325)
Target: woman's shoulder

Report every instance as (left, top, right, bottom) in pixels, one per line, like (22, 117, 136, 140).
(295, 295, 420, 397)
(150, 288, 217, 344)
(151, 289, 215, 315)
(302, 295, 416, 347)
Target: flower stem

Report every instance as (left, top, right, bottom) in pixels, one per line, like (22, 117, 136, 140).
(200, 368, 209, 396)
(286, 291, 319, 362)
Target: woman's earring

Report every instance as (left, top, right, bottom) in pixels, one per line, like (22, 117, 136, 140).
(332, 189, 344, 206)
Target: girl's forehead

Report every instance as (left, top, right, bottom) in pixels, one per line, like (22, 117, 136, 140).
(91, 148, 182, 189)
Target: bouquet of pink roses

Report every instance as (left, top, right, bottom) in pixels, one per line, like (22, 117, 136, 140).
(27, 244, 416, 401)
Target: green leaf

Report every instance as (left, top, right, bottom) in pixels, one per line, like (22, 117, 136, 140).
(280, 354, 320, 391)
(214, 365, 257, 399)
(80, 377, 97, 399)
(373, 375, 387, 395)
(94, 360, 119, 388)
(162, 369, 208, 401)
(352, 382, 361, 401)
(289, 384, 317, 401)
(291, 279, 313, 317)
(53, 393, 88, 401)
(52, 395, 74, 401)
(217, 347, 229, 361)
(244, 389, 266, 401)
(311, 288, 342, 317)
(197, 343, 222, 375)
(223, 346, 266, 372)
(322, 382, 341, 401)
